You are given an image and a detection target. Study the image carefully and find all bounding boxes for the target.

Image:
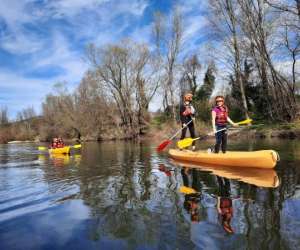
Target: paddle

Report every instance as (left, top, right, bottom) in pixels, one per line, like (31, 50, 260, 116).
(38, 144, 82, 151)
(179, 186, 200, 194)
(177, 118, 252, 149)
(156, 119, 193, 152)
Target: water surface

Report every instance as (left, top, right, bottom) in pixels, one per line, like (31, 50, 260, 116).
(0, 139, 299, 250)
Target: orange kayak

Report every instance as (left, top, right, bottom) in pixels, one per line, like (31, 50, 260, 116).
(169, 149, 279, 169)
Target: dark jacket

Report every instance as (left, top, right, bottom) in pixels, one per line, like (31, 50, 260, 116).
(180, 102, 195, 124)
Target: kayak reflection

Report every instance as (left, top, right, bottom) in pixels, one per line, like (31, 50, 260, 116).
(172, 159, 280, 188)
(38, 154, 82, 167)
(50, 154, 70, 167)
(179, 165, 235, 235)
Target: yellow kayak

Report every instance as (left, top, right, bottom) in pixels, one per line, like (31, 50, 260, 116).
(172, 159, 279, 188)
(169, 149, 279, 169)
(49, 146, 71, 155)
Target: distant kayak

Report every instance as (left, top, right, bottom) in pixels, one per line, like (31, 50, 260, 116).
(49, 146, 71, 155)
(169, 149, 279, 169)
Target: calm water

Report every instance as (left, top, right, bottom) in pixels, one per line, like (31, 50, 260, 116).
(0, 139, 299, 250)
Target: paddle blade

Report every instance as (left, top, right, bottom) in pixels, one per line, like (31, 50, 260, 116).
(179, 186, 197, 194)
(237, 118, 252, 125)
(177, 137, 194, 149)
(72, 144, 82, 149)
(38, 146, 47, 151)
(156, 140, 171, 152)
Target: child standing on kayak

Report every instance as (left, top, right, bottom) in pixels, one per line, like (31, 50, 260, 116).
(211, 96, 238, 153)
(180, 93, 196, 151)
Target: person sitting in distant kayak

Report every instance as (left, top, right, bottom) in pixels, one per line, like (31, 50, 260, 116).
(211, 96, 238, 153)
(180, 93, 196, 151)
(51, 138, 59, 149)
(50, 137, 65, 149)
(56, 138, 65, 148)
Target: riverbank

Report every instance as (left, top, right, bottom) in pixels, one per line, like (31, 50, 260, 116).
(2, 119, 300, 144)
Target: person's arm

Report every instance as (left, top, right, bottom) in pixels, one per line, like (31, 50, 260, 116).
(190, 105, 196, 123)
(227, 117, 238, 127)
(217, 196, 221, 214)
(180, 104, 186, 125)
(212, 110, 216, 133)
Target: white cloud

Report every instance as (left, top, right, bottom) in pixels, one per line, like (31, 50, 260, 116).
(0, 0, 211, 117)
(0, 31, 44, 54)
(46, 0, 109, 18)
(0, 0, 34, 27)
(0, 69, 53, 116)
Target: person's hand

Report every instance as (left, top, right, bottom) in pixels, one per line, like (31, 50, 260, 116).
(213, 128, 217, 134)
(233, 123, 239, 127)
(183, 123, 187, 127)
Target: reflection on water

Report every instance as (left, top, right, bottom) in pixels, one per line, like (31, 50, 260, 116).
(0, 140, 299, 250)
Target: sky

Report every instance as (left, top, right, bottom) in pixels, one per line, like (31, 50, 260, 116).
(0, 0, 209, 119)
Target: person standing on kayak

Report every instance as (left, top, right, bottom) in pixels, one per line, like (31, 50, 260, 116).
(211, 96, 238, 153)
(180, 93, 196, 151)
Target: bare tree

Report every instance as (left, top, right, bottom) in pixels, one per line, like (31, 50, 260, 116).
(153, 8, 183, 120)
(17, 106, 36, 121)
(75, 71, 113, 140)
(265, 0, 300, 20)
(238, 0, 298, 121)
(0, 107, 8, 126)
(42, 82, 81, 139)
(266, 0, 300, 93)
(180, 54, 201, 96)
(209, 0, 250, 119)
(86, 40, 159, 137)
(283, 24, 300, 90)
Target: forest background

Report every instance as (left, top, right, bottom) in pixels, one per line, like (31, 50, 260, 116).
(0, 0, 299, 143)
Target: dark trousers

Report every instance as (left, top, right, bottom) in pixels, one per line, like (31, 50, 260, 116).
(214, 125, 227, 153)
(181, 122, 196, 146)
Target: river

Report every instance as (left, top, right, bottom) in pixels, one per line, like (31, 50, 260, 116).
(0, 139, 299, 250)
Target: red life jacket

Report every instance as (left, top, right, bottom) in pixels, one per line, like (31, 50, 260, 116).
(183, 107, 192, 116)
(214, 106, 228, 125)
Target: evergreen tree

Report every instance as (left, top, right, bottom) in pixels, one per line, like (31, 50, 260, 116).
(195, 63, 215, 101)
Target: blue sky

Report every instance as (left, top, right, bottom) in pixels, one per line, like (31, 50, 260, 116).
(0, 0, 209, 118)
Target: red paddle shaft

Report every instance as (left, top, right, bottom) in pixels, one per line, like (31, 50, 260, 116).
(156, 119, 193, 152)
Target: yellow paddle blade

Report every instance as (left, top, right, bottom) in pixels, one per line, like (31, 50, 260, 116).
(38, 146, 47, 151)
(72, 144, 81, 149)
(177, 138, 194, 149)
(179, 186, 197, 194)
(237, 118, 252, 125)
